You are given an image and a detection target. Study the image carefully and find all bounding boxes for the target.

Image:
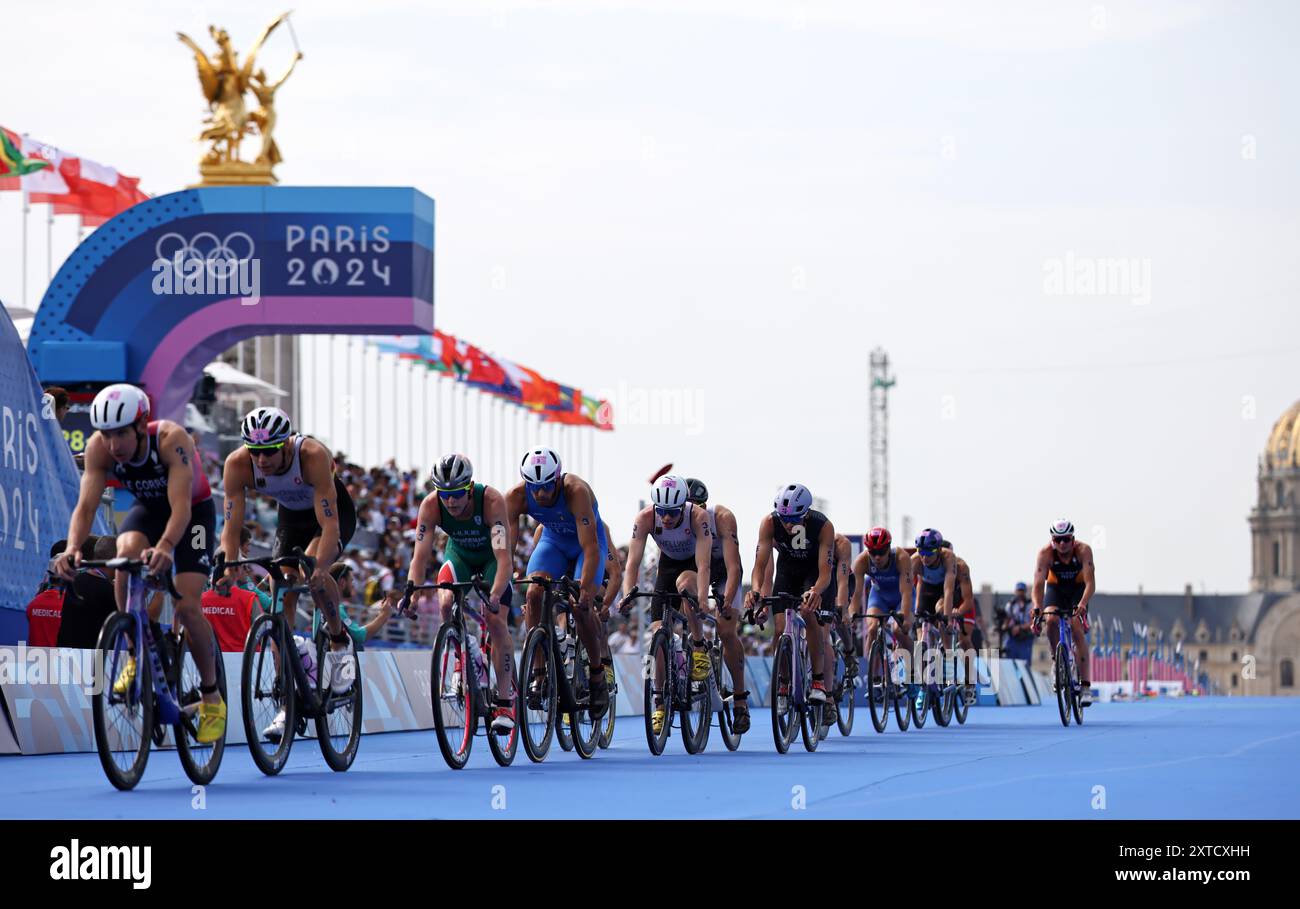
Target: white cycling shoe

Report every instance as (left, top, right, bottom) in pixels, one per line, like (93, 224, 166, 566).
(263, 709, 287, 743)
(325, 639, 356, 695)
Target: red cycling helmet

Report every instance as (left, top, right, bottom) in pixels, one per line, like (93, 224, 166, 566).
(865, 527, 892, 553)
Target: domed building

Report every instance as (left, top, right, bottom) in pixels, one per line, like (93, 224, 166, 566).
(1006, 401, 1300, 696)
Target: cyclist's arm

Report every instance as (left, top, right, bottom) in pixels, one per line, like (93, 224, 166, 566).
(407, 494, 440, 584)
(750, 515, 775, 597)
(64, 433, 110, 561)
(622, 509, 652, 597)
(940, 549, 957, 615)
(1078, 542, 1096, 613)
(1031, 547, 1050, 612)
(897, 549, 914, 621)
(715, 505, 743, 608)
(219, 448, 251, 561)
(482, 486, 512, 601)
(850, 551, 870, 616)
(157, 422, 196, 555)
(301, 441, 340, 564)
(602, 524, 623, 610)
(692, 506, 713, 608)
(811, 520, 835, 601)
(566, 478, 601, 594)
(834, 536, 851, 608)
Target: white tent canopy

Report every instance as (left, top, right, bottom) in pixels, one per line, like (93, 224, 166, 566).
(204, 360, 288, 396)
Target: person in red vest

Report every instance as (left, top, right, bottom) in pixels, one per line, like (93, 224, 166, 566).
(26, 540, 77, 646)
(201, 528, 264, 652)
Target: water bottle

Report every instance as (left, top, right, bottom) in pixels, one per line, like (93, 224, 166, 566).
(467, 634, 489, 688)
(294, 635, 318, 688)
(673, 642, 686, 680)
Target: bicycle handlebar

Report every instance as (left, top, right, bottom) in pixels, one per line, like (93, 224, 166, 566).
(79, 558, 180, 598)
(211, 548, 317, 581)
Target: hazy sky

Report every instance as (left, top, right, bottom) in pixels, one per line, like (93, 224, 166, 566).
(3, 1, 1298, 593)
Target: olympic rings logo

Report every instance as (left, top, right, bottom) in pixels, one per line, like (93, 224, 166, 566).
(154, 231, 257, 278)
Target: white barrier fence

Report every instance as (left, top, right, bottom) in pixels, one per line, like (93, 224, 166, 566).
(1, 648, 1050, 756)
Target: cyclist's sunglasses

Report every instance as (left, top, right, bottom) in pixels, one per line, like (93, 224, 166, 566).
(437, 483, 472, 500)
(918, 548, 940, 557)
(654, 505, 684, 519)
(775, 512, 805, 525)
(867, 546, 891, 556)
(245, 443, 285, 455)
(1051, 535, 1075, 544)
(526, 478, 558, 494)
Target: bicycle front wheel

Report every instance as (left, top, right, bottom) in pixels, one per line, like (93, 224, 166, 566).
(771, 635, 795, 754)
(567, 635, 599, 759)
(1055, 642, 1072, 727)
(174, 631, 226, 786)
(714, 647, 742, 751)
(431, 624, 474, 769)
(644, 629, 672, 755)
(241, 613, 294, 776)
(866, 633, 889, 733)
(519, 628, 556, 763)
(92, 612, 153, 791)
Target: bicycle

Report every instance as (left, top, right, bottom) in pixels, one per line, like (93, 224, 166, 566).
(400, 576, 519, 769)
(944, 615, 974, 726)
(746, 593, 825, 754)
(622, 589, 735, 755)
(84, 558, 227, 791)
(910, 612, 950, 728)
(1037, 605, 1085, 726)
(517, 576, 601, 761)
(823, 610, 858, 738)
(863, 611, 912, 733)
(214, 549, 363, 775)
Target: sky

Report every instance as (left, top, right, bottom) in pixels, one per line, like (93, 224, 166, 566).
(3, 0, 1298, 593)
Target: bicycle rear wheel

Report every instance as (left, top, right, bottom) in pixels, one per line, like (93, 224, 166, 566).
(174, 630, 226, 786)
(242, 613, 295, 776)
(1070, 650, 1085, 725)
(799, 641, 821, 753)
(1055, 642, 1072, 727)
(866, 633, 889, 733)
(891, 647, 912, 731)
(92, 612, 153, 791)
(432, 624, 474, 769)
(644, 629, 672, 755)
(770, 635, 795, 754)
(519, 628, 556, 762)
(597, 662, 617, 750)
(835, 634, 856, 736)
(315, 631, 363, 772)
(953, 638, 971, 725)
(681, 642, 711, 754)
(911, 638, 931, 729)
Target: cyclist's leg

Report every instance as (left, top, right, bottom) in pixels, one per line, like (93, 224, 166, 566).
(303, 484, 355, 644)
(476, 556, 516, 700)
(271, 507, 316, 629)
(168, 499, 220, 697)
(570, 532, 608, 669)
(436, 553, 465, 624)
(524, 530, 569, 631)
(710, 561, 747, 707)
(112, 504, 155, 614)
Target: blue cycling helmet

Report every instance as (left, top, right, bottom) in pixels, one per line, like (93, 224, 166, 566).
(915, 528, 944, 552)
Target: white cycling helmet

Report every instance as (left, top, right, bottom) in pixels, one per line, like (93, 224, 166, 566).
(773, 483, 813, 520)
(241, 406, 293, 447)
(90, 383, 150, 431)
(1049, 518, 1075, 538)
(519, 446, 562, 484)
(651, 474, 690, 509)
(430, 453, 474, 490)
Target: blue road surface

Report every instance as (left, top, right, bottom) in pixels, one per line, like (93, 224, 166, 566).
(2, 698, 1297, 819)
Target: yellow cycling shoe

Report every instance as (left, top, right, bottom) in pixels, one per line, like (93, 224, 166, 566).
(651, 706, 666, 735)
(605, 664, 615, 687)
(690, 651, 711, 682)
(196, 700, 227, 744)
(111, 655, 137, 696)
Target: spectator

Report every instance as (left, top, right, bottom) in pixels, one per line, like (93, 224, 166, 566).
(57, 536, 118, 649)
(608, 622, 635, 653)
(202, 526, 264, 652)
(43, 386, 70, 423)
(1002, 582, 1035, 665)
(26, 540, 75, 646)
(309, 562, 395, 651)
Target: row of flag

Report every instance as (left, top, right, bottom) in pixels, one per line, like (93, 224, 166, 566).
(1, 127, 149, 226)
(1089, 616, 1199, 693)
(367, 331, 613, 431)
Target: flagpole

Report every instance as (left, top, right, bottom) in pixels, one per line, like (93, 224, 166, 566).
(46, 204, 54, 282)
(21, 184, 29, 310)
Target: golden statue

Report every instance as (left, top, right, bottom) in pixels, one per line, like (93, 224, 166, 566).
(178, 12, 301, 185)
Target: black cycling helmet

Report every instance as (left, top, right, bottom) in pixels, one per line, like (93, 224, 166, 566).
(685, 477, 708, 506)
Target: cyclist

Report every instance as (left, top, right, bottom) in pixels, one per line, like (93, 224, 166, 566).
(53, 383, 225, 743)
(218, 406, 357, 741)
(852, 528, 916, 689)
(505, 447, 612, 719)
(940, 538, 979, 702)
(819, 533, 855, 730)
(909, 528, 957, 701)
(406, 454, 517, 734)
(744, 483, 836, 704)
(684, 477, 749, 732)
(1031, 519, 1095, 706)
(622, 475, 717, 736)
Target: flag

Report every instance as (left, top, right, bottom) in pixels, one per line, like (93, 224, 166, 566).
(500, 357, 562, 412)
(0, 127, 52, 188)
(10, 133, 148, 224)
(432, 330, 468, 377)
(459, 342, 520, 400)
(582, 393, 614, 431)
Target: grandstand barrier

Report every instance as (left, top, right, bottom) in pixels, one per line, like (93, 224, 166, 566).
(1, 648, 1046, 755)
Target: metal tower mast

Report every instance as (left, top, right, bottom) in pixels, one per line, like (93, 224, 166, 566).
(869, 348, 896, 531)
